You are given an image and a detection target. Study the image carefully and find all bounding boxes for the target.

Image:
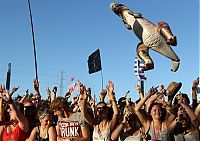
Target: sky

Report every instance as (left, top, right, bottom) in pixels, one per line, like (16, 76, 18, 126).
(0, 0, 199, 102)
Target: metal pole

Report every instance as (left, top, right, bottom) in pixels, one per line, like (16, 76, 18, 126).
(100, 70, 104, 90)
(140, 80, 144, 97)
(27, 0, 38, 80)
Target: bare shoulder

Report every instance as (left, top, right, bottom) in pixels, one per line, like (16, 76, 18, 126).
(49, 126, 56, 132)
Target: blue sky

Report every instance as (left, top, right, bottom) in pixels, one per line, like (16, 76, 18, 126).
(0, 0, 199, 102)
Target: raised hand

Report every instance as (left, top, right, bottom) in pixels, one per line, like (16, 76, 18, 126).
(52, 86, 57, 94)
(46, 87, 51, 96)
(89, 99, 95, 107)
(0, 84, 5, 94)
(71, 95, 79, 105)
(135, 85, 141, 92)
(1, 90, 12, 103)
(80, 85, 88, 100)
(192, 77, 199, 90)
(33, 79, 39, 91)
(10, 86, 20, 96)
(99, 90, 107, 102)
(159, 85, 167, 96)
(125, 98, 131, 106)
(106, 80, 115, 100)
(107, 80, 114, 93)
(156, 92, 165, 103)
(87, 87, 91, 96)
(147, 86, 158, 96)
(176, 93, 184, 104)
(77, 80, 83, 89)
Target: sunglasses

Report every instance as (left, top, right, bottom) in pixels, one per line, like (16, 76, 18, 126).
(24, 106, 35, 111)
(97, 106, 107, 111)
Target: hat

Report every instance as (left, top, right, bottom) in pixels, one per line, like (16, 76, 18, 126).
(167, 82, 182, 97)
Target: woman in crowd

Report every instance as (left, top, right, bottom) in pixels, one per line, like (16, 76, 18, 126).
(111, 103, 144, 141)
(81, 80, 119, 141)
(134, 86, 175, 141)
(28, 107, 57, 141)
(23, 99, 37, 137)
(168, 99, 199, 140)
(0, 89, 29, 141)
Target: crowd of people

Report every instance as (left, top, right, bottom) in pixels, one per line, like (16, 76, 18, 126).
(0, 77, 199, 141)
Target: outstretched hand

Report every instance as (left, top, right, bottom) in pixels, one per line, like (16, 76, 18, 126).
(192, 77, 199, 90)
(106, 80, 115, 100)
(52, 86, 57, 94)
(1, 90, 12, 103)
(80, 85, 88, 100)
(33, 79, 39, 91)
(147, 86, 158, 96)
(155, 92, 165, 103)
(135, 85, 141, 92)
(10, 86, 20, 96)
(0, 84, 5, 94)
(46, 87, 51, 96)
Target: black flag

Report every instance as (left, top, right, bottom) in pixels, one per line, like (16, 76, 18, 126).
(88, 49, 102, 74)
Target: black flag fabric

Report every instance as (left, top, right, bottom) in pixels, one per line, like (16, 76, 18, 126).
(88, 49, 102, 74)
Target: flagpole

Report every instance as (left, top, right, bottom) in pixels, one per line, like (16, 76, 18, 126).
(140, 79, 144, 97)
(27, 0, 38, 80)
(100, 70, 104, 90)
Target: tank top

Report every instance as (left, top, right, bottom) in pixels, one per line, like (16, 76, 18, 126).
(2, 124, 27, 141)
(36, 126, 49, 141)
(119, 131, 141, 141)
(93, 122, 111, 141)
(147, 121, 169, 141)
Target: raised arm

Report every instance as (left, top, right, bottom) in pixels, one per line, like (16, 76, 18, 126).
(46, 87, 51, 102)
(134, 86, 158, 128)
(168, 102, 198, 133)
(191, 77, 199, 110)
(2, 90, 29, 132)
(80, 84, 96, 127)
(111, 111, 130, 140)
(10, 86, 19, 97)
(106, 80, 119, 131)
(51, 86, 57, 102)
(19, 89, 29, 103)
(156, 93, 175, 126)
(180, 102, 197, 122)
(33, 79, 40, 96)
(195, 102, 200, 117)
(135, 84, 144, 99)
